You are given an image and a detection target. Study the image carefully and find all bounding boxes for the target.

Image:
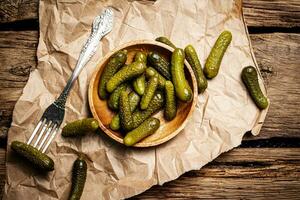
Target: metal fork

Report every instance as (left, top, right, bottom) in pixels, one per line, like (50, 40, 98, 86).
(27, 8, 114, 153)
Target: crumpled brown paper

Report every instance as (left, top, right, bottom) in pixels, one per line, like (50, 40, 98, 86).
(4, 0, 269, 199)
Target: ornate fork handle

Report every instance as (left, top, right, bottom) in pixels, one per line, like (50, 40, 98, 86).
(54, 8, 114, 109)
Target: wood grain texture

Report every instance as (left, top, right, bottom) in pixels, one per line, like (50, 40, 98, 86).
(132, 148, 300, 199)
(0, 148, 299, 199)
(0, 31, 299, 140)
(1, 0, 300, 28)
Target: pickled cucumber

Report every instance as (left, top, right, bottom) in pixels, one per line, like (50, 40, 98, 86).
(242, 66, 269, 110)
(140, 76, 158, 110)
(119, 91, 134, 131)
(204, 31, 232, 79)
(134, 51, 147, 63)
(110, 91, 140, 131)
(148, 52, 171, 80)
(123, 117, 160, 146)
(62, 118, 99, 137)
(145, 67, 166, 89)
(11, 141, 54, 171)
(107, 83, 128, 111)
(132, 91, 165, 128)
(98, 50, 127, 99)
(171, 48, 193, 102)
(184, 45, 207, 93)
(132, 74, 146, 96)
(164, 81, 177, 121)
(155, 36, 176, 49)
(68, 156, 87, 200)
(106, 62, 146, 93)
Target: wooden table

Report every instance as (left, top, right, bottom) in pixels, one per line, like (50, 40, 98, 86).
(0, 0, 299, 199)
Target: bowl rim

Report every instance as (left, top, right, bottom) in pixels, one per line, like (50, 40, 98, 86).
(88, 39, 198, 147)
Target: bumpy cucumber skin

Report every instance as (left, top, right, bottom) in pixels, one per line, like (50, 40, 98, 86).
(164, 81, 177, 121)
(62, 118, 99, 137)
(107, 83, 128, 111)
(69, 156, 87, 200)
(98, 50, 127, 99)
(11, 141, 54, 171)
(171, 48, 193, 102)
(133, 74, 146, 96)
(148, 52, 171, 80)
(119, 91, 134, 131)
(184, 45, 207, 93)
(134, 52, 147, 63)
(242, 66, 269, 110)
(106, 62, 146, 93)
(140, 76, 158, 110)
(124, 117, 160, 146)
(110, 92, 140, 131)
(204, 31, 232, 79)
(145, 67, 166, 89)
(155, 37, 176, 49)
(132, 91, 165, 128)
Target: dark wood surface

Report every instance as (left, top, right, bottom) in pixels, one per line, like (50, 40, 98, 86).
(0, 0, 300, 199)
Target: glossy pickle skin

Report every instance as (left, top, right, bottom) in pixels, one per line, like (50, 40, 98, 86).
(110, 92, 140, 131)
(204, 31, 232, 79)
(242, 66, 269, 110)
(140, 76, 159, 110)
(98, 50, 127, 99)
(148, 52, 172, 80)
(132, 91, 165, 128)
(133, 52, 147, 95)
(119, 91, 134, 131)
(184, 45, 207, 93)
(171, 48, 193, 102)
(11, 141, 54, 172)
(68, 156, 87, 200)
(62, 118, 99, 137)
(107, 83, 128, 111)
(145, 67, 166, 89)
(164, 81, 177, 121)
(106, 61, 146, 93)
(155, 36, 176, 49)
(123, 117, 160, 146)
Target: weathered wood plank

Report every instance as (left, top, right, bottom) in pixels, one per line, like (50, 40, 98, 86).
(1, 31, 299, 140)
(0, 0, 299, 28)
(0, 148, 299, 199)
(132, 148, 300, 199)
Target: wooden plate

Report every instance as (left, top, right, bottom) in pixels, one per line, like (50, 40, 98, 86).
(88, 40, 198, 147)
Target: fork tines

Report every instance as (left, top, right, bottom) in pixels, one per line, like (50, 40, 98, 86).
(27, 118, 59, 153)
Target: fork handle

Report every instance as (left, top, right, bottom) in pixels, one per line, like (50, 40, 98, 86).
(54, 9, 113, 109)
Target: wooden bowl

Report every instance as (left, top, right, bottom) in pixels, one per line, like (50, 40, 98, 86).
(88, 40, 198, 147)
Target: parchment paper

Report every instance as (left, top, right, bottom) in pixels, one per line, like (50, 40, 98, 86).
(4, 0, 269, 199)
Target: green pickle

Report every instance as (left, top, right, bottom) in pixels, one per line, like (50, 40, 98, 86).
(119, 91, 134, 131)
(110, 92, 140, 131)
(132, 91, 165, 128)
(107, 83, 128, 110)
(106, 62, 146, 93)
(68, 156, 87, 200)
(155, 36, 176, 49)
(184, 45, 207, 93)
(242, 66, 269, 110)
(171, 48, 193, 102)
(140, 76, 158, 110)
(62, 118, 99, 137)
(11, 141, 54, 171)
(124, 117, 160, 146)
(148, 52, 171, 80)
(145, 67, 166, 89)
(98, 50, 127, 99)
(133, 52, 147, 95)
(164, 81, 177, 121)
(204, 30, 232, 79)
